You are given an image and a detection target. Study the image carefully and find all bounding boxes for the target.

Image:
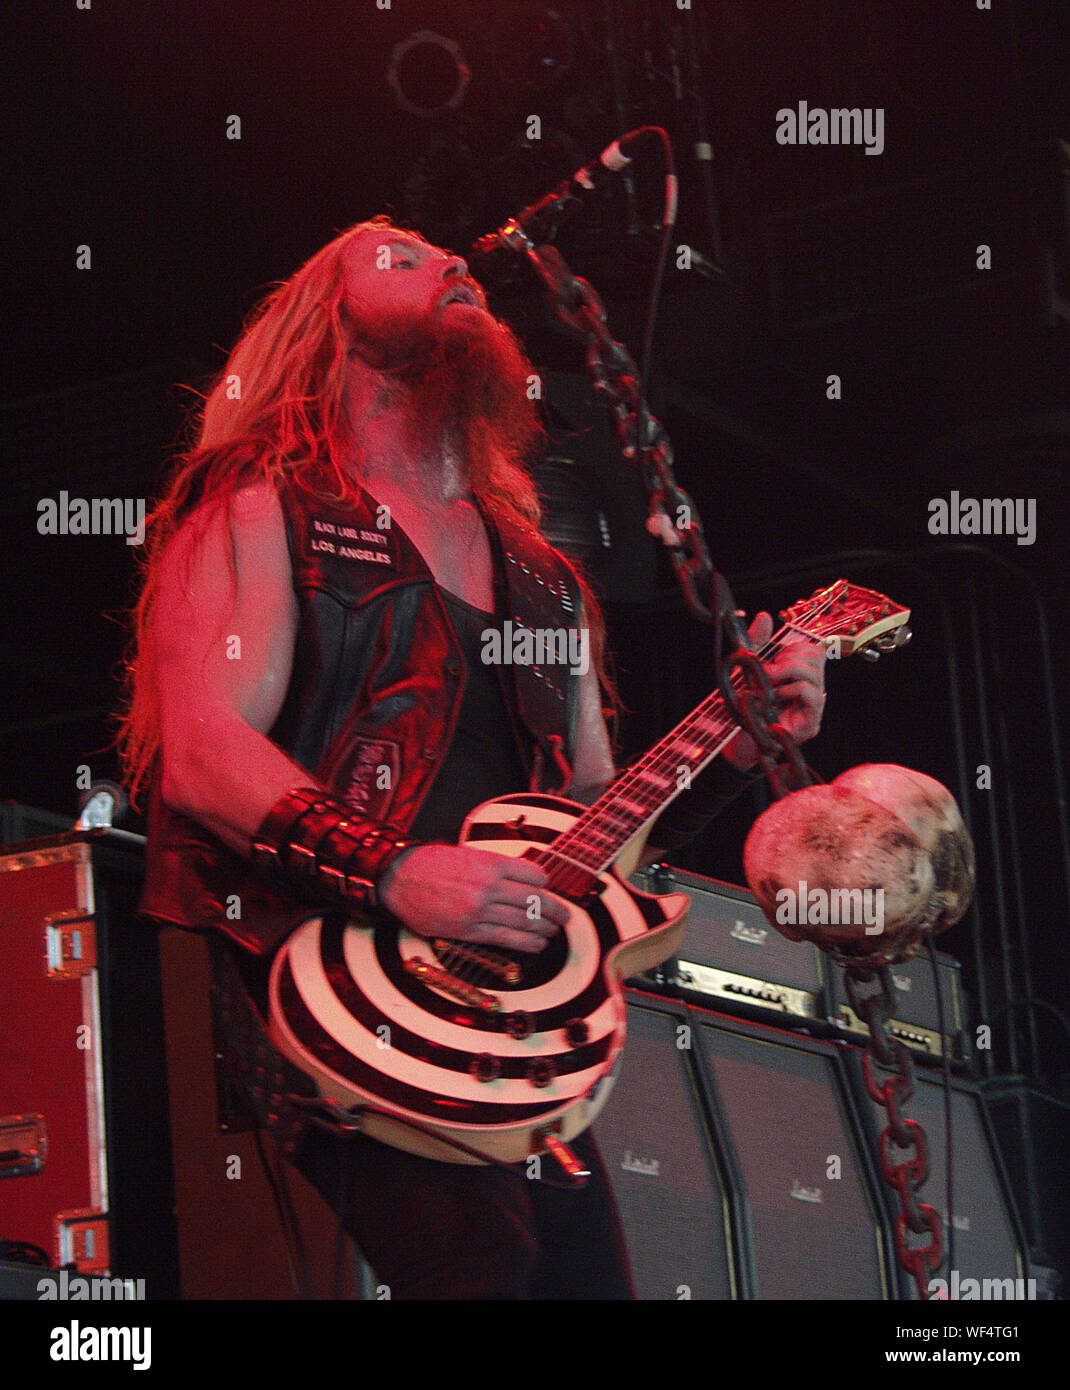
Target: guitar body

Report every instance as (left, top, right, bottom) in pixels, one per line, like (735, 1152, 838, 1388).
(266, 582, 909, 1166)
(267, 792, 690, 1165)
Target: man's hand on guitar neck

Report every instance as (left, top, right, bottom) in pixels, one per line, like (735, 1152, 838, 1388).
(378, 844, 570, 954)
(721, 610, 828, 771)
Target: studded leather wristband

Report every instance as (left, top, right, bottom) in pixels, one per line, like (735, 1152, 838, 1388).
(647, 755, 762, 853)
(250, 788, 422, 915)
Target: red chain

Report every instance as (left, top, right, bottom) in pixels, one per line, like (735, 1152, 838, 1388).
(849, 966, 945, 1299)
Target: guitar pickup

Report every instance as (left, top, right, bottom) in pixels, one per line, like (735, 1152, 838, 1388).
(521, 847, 604, 905)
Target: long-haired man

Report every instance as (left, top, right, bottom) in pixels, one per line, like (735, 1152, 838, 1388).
(122, 216, 826, 1298)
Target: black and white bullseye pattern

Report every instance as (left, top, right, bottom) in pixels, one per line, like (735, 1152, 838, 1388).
(267, 794, 682, 1162)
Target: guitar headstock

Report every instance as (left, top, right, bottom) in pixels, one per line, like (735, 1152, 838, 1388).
(781, 581, 911, 660)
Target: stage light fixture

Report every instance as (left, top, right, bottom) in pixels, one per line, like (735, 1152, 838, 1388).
(387, 29, 471, 118)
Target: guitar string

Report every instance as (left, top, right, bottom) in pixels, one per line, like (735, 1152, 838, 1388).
(567, 599, 881, 851)
(549, 626, 802, 864)
(415, 599, 892, 989)
(579, 613, 871, 852)
(538, 635, 789, 870)
(416, 599, 897, 1024)
(534, 598, 887, 875)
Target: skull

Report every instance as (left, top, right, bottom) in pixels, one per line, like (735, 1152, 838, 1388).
(743, 766, 975, 963)
(833, 765, 975, 933)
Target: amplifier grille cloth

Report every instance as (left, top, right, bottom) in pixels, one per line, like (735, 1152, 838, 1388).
(696, 1022, 885, 1299)
(593, 1001, 732, 1300)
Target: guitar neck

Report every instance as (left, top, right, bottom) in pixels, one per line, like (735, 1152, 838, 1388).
(533, 578, 911, 877)
(550, 626, 795, 873)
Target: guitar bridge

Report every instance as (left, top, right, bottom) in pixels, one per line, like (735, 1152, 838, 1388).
(432, 940, 521, 985)
(405, 955, 501, 1011)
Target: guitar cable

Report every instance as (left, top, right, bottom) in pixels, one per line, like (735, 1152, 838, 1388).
(230, 1056, 318, 1300)
(333, 1139, 354, 1301)
(209, 941, 321, 1299)
(214, 954, 587, 1299)
(253, 1093, 590, 1301)
(289, 1093, 591, 1191)
(231, 1053, 367, 1300)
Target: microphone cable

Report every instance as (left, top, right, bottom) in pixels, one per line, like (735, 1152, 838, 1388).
(925, 932, 956, 1287)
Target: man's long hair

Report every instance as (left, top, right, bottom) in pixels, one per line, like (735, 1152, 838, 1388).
(118, 215, 615, 806)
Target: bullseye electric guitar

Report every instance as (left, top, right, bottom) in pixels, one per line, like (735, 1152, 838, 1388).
(268, 581, 910, 1166)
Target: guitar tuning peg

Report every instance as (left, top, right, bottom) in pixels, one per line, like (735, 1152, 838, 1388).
(896, 625, 913, 647)
(862, 646, 881, 662)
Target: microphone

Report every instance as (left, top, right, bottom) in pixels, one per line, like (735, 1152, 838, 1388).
(470, 129, 648, 260)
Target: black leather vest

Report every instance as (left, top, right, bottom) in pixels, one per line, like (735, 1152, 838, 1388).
(139, 471, 584, 956)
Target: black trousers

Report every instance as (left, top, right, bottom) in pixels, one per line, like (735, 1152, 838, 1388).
(290, 1121, 635, 1300)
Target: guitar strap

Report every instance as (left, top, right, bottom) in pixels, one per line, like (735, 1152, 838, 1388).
(478, 497, 582, 796)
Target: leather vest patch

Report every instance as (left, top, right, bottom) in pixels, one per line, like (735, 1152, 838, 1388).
(308, 516, 394, 567)
(340, 735, 401, 822)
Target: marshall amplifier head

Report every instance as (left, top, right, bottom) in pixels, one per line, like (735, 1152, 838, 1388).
(630, 865, 826, 1025)
(825, 949, 969, 1065)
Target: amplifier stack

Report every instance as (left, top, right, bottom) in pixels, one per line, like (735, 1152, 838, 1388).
(591, 990, 893, 1299)
(0, 829, 1036, 1300)
(597, 865, 1028, 1299)
(591, 987, 1028, 1300)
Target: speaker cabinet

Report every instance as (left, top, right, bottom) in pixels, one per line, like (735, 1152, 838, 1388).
(692, 1007, 894, 1299)
(592, 994, 734, 1300)
(593, 990, 896, 1298)
(985, 1078, 1070, 1290)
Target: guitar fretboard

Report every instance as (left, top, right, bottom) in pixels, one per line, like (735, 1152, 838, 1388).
(534, 630, 789, 877)
(522, 578, 901, 890)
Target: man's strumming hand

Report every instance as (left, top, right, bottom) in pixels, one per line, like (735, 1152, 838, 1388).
(377, 844, 569, 954)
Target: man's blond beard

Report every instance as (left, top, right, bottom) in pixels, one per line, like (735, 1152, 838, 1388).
(349, 305, 540, 497)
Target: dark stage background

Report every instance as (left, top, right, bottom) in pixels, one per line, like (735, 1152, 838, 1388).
(3, 0, 1069, 1097)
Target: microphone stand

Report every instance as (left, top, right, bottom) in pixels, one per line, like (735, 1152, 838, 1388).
(505, 224, 725, 627)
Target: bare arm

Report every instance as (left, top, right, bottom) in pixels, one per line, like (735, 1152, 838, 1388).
(565, 648, 618, 806)
(154, 481, 314, 853)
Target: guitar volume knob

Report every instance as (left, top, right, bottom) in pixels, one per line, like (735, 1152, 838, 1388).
(526, 1058, 556, 1089)
(505, 1010, 534, 1040)
(564, 1017, 589, 1047)
(469, 1053, 502, 1084)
